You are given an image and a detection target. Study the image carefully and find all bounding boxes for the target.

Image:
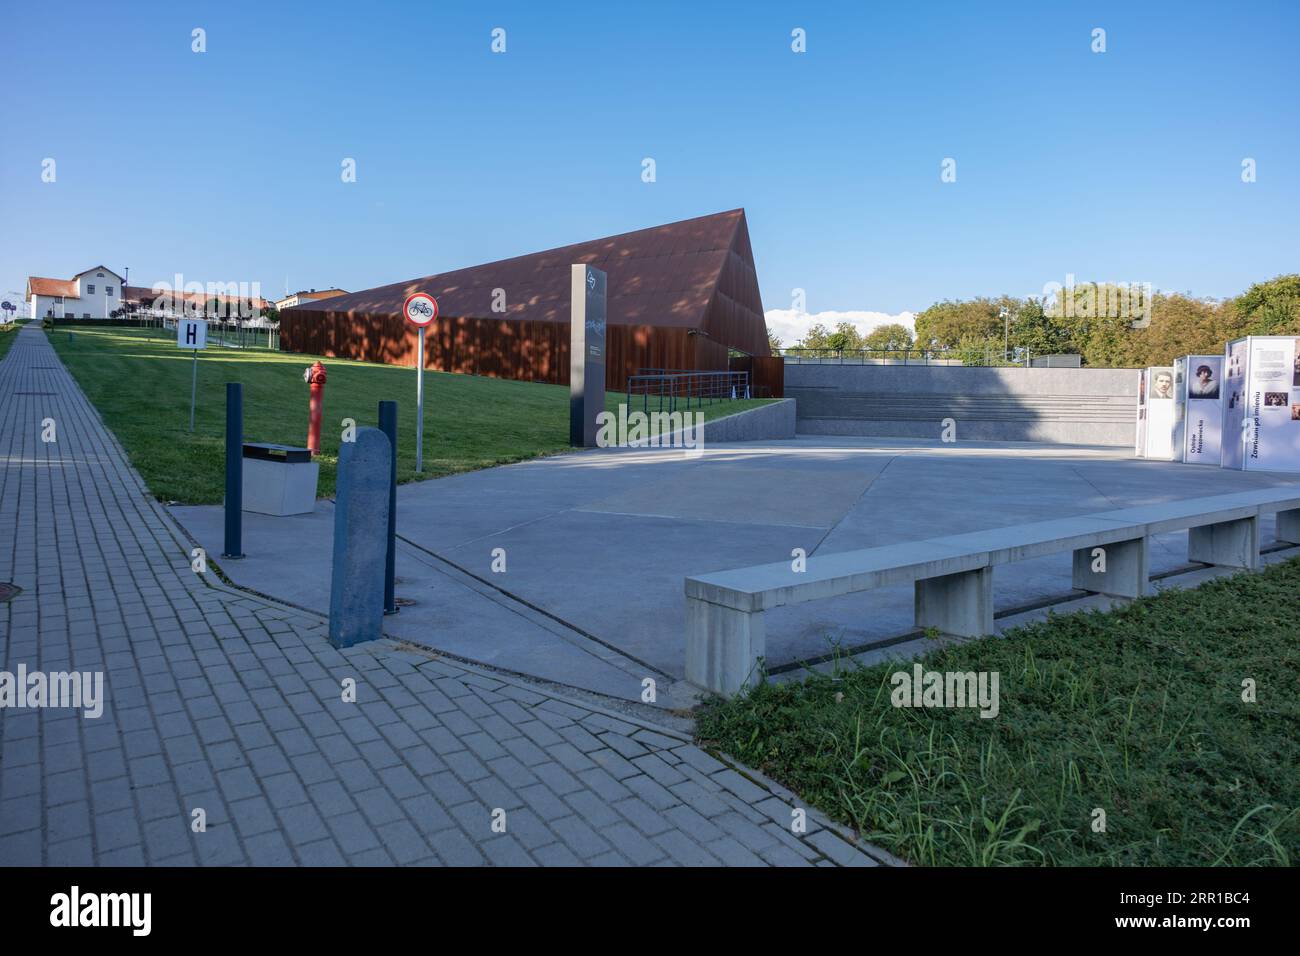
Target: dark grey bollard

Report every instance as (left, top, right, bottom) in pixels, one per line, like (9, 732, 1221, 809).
(222, 383, 244, 559)
(328, 427, 392, 648)
(378, 400, 398, 615)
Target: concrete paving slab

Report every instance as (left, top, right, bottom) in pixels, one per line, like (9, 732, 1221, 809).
(169, 434, 1300, 692)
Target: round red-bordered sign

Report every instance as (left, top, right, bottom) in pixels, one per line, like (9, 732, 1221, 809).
(403, 292, 438, 328)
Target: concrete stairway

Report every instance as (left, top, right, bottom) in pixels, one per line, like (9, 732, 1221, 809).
(791, 389, 1135, 443)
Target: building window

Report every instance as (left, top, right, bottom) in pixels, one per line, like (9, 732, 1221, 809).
(87, 284, 95, 294)
(96, 272, 104, 277)
(55, 296, 63, 303)
(106, 286, 114, 296)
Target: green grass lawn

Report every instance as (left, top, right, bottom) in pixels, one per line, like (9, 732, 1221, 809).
(0, 321, 22, 361)
(48, 326, 772, 503)
(697, 559, 1300, 866)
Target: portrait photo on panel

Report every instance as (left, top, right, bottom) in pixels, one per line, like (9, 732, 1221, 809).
(1189, 363, 1220, 400)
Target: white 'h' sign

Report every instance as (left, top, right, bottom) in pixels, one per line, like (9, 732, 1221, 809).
(177, 318, 207, 349)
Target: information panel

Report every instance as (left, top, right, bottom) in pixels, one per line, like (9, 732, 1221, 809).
(1175, 354, 1223, 465)
(1136, 366, 1176, 459)
(1223, 336, 1300, 473)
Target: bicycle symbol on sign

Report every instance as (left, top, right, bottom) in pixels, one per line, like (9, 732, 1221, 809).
(409, 300, 434, 318)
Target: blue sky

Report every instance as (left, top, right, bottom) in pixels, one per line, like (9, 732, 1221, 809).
(1, 0, 1296, 336)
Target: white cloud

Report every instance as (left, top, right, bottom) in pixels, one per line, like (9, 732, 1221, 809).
(764, 309, 916, 347)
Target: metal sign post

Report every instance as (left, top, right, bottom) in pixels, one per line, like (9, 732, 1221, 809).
(401, 292, 438, 473)
(416, 326, 425, 471)
(176, 318, 208, 432)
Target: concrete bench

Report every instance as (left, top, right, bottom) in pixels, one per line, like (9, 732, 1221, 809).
(685, 487, 1300, 696)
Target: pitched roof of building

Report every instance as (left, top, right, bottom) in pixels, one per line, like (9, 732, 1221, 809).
(124, 286, 272, 309)
(286, 210, 767, 350)
(27, 277, 79, 298)
(279, 287, 348, 306)
(74, 265, 123, 281)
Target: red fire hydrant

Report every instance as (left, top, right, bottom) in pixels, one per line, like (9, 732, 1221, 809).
(303, 361, 326, 456)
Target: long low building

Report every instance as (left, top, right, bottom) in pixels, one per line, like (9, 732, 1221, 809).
(279, 209, 774, 391)
(27, 266, 125, 319)
(26, 265, 272, 321)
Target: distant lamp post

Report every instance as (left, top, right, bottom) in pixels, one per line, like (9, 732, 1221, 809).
(1000, 306, 1011, 364)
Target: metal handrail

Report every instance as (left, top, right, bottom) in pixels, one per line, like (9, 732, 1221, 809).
(776, 346, 1035, 367)
(626, 370, 751, 414)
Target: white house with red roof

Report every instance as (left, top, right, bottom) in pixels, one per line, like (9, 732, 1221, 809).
(26, 266, 125, 319)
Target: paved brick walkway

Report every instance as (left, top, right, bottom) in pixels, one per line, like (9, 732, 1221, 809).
(0, 325, 885, 866)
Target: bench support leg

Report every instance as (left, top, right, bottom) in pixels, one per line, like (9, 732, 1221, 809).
(1072, 536, 1149, 598)
(1188, 516, 1259, 570)
(685, 596, 765, 697)
(914, 566, 994, 638)
(1275, 508, 1300, 545)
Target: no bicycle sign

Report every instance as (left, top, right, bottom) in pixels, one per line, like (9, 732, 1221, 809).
(403, 292, 438, 328)
(403, 291, 438, 474)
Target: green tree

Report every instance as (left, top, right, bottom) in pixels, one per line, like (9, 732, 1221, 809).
(824, 321, 864, 352)
(1234, 274, 1300, 335)
(863, 322, 915, 352)
(1008, 297, 1074, 357)
(796, 322, 832, 356)
(797, 321, 864, 356)
(914, 296, 1013, 351)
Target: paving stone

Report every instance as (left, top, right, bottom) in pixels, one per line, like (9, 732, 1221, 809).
(601, 821, 666, 865)
(94, 807, 142, 853)
(663, 804, 727, 843)
(428, 827, 486, 866)
(806, 828, 879, 867)
(307, 780, 357, 818)
(47, 800, 92, 843)
(280, 803, 331, 844)
(328, 811, 383, 855)
(612, 796, 674, 836)
(652, 828, 722, 866)
(229, 796, 280, 839)
(710, 768, 771, 804)
(481, 834, 537, 867)
(0, 795, 41, 836)
(354, 788, 406, 827)
(144, 817, 193, 861)
(532, 842, 583, 866)
(562, 790, 623, 829)
(246, 830, 298, 865)
(548, 815, 614, 861)
(672, 745, 728, 776)
(298, 839, 347, 866)
(621, 773, 679, 811)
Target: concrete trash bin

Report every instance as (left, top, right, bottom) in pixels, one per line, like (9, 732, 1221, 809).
(242, 443, 319, 516)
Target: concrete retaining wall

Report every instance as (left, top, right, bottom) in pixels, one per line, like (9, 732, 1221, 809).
(788, 365, 1138, 445)
(664, 398, 797, 444)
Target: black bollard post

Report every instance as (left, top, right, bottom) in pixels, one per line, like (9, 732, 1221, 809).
(223, 383, 245, 558)
(378, 400, 398, 615)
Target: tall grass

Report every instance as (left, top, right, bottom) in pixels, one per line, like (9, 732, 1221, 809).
(698, 559, 1300, 866)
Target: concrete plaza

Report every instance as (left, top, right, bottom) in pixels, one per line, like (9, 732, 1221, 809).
(174, 422, 1300, 702)
(0, 326, 881, 866)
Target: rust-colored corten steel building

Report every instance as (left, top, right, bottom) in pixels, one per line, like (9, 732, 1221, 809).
(279, 209, 778, 393)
